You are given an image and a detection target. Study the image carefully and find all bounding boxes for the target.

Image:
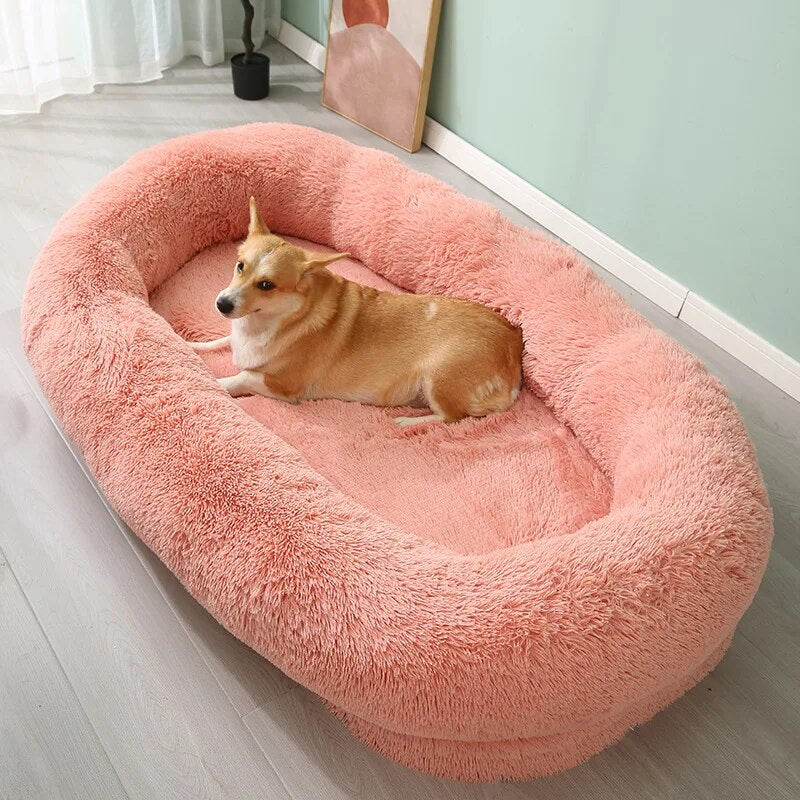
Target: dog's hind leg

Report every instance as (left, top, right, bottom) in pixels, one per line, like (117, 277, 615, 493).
(422, 366, 516, 423)
(394, 413, 445, 426)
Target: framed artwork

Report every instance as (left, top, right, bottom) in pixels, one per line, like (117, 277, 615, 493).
(322, 0, 443, 152)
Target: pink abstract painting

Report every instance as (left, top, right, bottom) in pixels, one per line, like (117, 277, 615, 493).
(322, 0, 441, 152)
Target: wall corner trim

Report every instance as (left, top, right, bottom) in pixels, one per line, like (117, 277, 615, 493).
(276, 19, 800, 402)
(277, 20, 326, 70)
(679, 294, 800, 400)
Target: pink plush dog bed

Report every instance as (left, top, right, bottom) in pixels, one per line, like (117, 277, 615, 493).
(22, 124, 772, 782)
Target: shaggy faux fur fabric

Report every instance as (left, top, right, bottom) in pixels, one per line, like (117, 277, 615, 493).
(21, 123, 772, 782)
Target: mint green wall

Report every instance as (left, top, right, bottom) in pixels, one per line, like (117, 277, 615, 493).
(281, 0, 329, 44)
(283, 0, 800, 361)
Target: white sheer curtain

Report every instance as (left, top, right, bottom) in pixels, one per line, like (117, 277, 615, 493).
(0, 0, 281, 114)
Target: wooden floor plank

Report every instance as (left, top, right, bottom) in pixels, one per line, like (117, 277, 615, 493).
(0, 550, 128, 800)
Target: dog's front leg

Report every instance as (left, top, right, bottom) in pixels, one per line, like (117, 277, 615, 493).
(186, 335, 230, 352)
(218, 370, 269, 398)
(218, 370, 298, 402)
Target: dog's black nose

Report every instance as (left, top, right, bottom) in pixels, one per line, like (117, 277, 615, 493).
(216, 296, 234, 315)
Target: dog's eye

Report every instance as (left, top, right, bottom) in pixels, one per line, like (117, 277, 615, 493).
(235, 261, 244, 273)
(257, 280, 275, 291)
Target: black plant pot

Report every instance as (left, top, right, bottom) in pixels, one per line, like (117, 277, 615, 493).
(231, 52, 270, 100)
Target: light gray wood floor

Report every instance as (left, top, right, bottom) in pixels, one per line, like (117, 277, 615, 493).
(0, 39, 798, 800)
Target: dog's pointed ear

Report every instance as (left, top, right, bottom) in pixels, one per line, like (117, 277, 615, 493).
(304, 251, 350, 271)
(248, 196, 269, 237)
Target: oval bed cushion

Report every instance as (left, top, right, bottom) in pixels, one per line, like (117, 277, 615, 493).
(21, 124, 772, 782)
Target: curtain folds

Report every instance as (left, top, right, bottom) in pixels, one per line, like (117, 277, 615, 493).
(0, 0, 280, 114)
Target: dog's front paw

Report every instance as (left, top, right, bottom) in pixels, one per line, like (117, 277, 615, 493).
(217, 375, 248, 397)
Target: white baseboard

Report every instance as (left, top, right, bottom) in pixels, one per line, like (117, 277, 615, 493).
(679, 294, 800, 400)
(277, 20, 326, 71)
(275, 20, 800, 402)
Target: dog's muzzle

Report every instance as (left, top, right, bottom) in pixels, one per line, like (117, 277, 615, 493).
(215, 293, 235, 316)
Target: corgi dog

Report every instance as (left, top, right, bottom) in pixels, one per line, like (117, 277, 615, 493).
(188, 198, 523, 425)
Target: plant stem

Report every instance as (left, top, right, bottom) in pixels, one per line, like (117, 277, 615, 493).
(241, 0, 255, 64)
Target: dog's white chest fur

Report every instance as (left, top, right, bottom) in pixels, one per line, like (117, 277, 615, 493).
(230, 316, 280, 370)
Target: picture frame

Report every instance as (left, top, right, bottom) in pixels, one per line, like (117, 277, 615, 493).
(322, 0, 443, 153)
